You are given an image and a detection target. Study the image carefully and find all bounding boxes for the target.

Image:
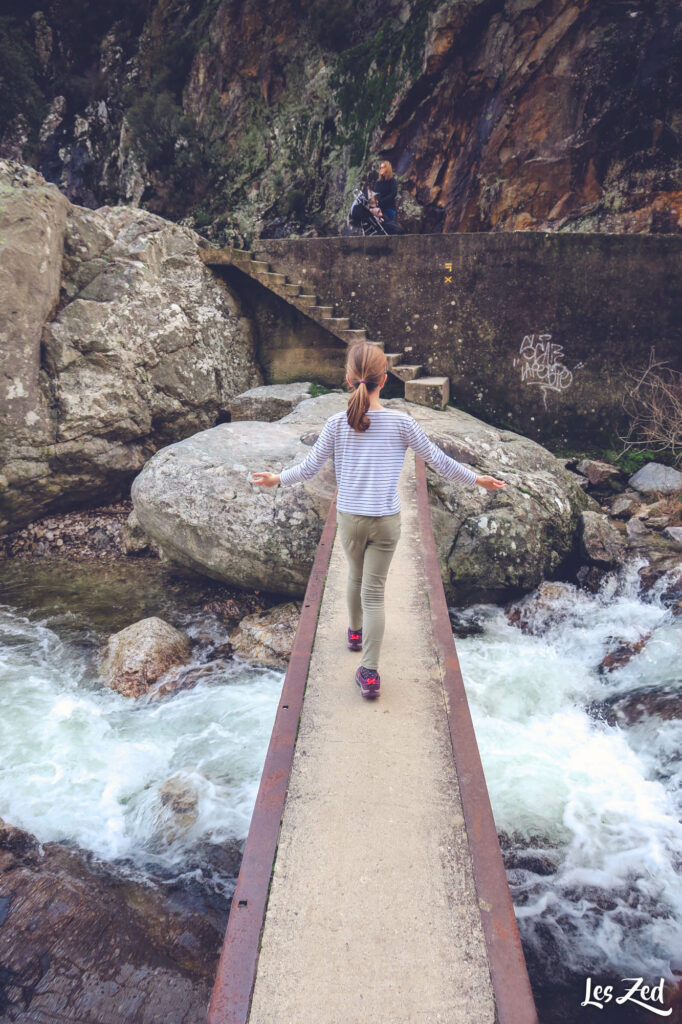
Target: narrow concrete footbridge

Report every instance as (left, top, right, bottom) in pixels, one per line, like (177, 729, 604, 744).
(207, 453, 539, 1024)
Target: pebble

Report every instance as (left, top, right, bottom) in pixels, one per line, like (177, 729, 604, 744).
(0, 500, 142, 562)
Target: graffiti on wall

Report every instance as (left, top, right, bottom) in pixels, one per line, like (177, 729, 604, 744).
(513, 334, 584, 409)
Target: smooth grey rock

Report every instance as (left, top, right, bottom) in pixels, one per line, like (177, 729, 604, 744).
(664, 526, 682, 549)
(629, 463, 682, 495)
(229, 601, 301, 668)
(279, 391, 347, 425)
(0, 161, 261, 535)
(579, 511, 626, 567)
(132, 395, 590, 603)
(131, 419, 337, 597)
(230, 383, 313, 422)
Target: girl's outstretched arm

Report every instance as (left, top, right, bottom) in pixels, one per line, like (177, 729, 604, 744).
(404, 417, 506, 489)
(252, 418, 335, 488)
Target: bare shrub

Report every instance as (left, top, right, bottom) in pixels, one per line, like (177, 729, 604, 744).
(620, 350, 682, 464)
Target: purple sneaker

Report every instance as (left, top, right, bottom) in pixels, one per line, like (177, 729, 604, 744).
(348, 627, 362, 652)
(355, 666, 380, 699)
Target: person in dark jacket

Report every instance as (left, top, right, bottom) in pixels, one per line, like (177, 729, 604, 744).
(372, 160, 398, 222)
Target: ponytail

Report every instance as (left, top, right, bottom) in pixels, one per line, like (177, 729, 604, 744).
(346, 342, 387, 433)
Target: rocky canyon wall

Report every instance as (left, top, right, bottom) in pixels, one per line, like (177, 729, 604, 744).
(1, 0, 679, 242)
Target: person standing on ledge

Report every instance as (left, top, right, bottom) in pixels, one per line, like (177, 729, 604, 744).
(372, 159, 398, 223)
(252, 342, 506, 700)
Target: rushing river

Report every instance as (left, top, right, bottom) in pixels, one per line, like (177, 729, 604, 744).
(454, 559, 682, 1022)
(0, 559, 283, 899)
(0, 556, 680, 1021)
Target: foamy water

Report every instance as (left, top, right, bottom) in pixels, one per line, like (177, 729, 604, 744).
(455, 561, 682, 982)
(0, 604, 282, 889)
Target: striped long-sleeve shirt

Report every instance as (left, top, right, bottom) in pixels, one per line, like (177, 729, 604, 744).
(279, 409, 478, 515)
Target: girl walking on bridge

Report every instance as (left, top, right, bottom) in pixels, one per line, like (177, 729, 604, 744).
(253, 343, 506, 699)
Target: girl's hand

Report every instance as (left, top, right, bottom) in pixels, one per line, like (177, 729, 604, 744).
(252, 472, 281, 487)
(476, 475, 507, 490)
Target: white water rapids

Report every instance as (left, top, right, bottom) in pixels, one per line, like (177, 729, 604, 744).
(0, 557, 680, 998)
(454, 560, 682, 988)
(0, 600, 282, 892)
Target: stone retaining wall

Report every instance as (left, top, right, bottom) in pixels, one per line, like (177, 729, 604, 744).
(252, 233, 682, 448)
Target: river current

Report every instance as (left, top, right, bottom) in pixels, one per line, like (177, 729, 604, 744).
(0, 557, 680, 1020)
(453, 559, 682, 1021)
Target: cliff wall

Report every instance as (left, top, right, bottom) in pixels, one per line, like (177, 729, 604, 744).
(1, 0, 679, 242)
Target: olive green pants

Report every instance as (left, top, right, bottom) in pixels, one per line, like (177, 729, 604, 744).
(337, 510, 401, 670)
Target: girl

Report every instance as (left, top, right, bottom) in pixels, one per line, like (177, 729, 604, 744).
(252, 343, 506, 699)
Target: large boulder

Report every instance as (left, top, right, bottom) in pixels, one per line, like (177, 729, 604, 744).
(132, 395, 590, 604)
(384, 400, 591, 604)
(0, 161, 261, 536)
(132, 415, 338, 597)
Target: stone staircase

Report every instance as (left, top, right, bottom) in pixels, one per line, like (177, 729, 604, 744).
(199, 246, 449, 409)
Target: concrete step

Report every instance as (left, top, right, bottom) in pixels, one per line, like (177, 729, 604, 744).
(391, 364, 423, 382)
(384, 353, 403, 369)
(339, 329, 367, 343)
(283, 283, 301, 295)
(251, 260, 270, 273)
(296, 294, 319, 307)
(263, 272, 286, 285)
(321, 317, 350, 331)
(232, 248, 252, 261)
(404, 376, 450, 410)
(309, 305, 334, 317)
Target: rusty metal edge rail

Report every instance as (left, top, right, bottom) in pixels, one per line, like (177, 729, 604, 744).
(415, 455, 539, 1024)
(207, 498, 338, 1024)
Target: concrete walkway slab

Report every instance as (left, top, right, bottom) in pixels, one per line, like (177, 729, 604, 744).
(247, 453, 496, 1024)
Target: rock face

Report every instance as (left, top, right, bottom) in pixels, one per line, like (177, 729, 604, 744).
(0, 817, 226, 1024)
(229, 601, 301, 668)
(1, 1, 678, 240)
(0, 161, 261, 536)
(100, 617, 192, 698)
(132, 394, 590, 604)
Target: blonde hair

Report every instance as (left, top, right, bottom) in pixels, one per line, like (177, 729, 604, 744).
(380, 159, 393, 179)
(346, 342, 387, 433)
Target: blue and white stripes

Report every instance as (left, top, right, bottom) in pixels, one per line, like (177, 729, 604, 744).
(279, 409, 478, 515)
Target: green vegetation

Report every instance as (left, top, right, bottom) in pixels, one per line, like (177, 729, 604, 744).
(551, 447, 678, 473)
(332, 2, 436, 166)
(0, 16, 46, 142)
(308, 383, 332, 398)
